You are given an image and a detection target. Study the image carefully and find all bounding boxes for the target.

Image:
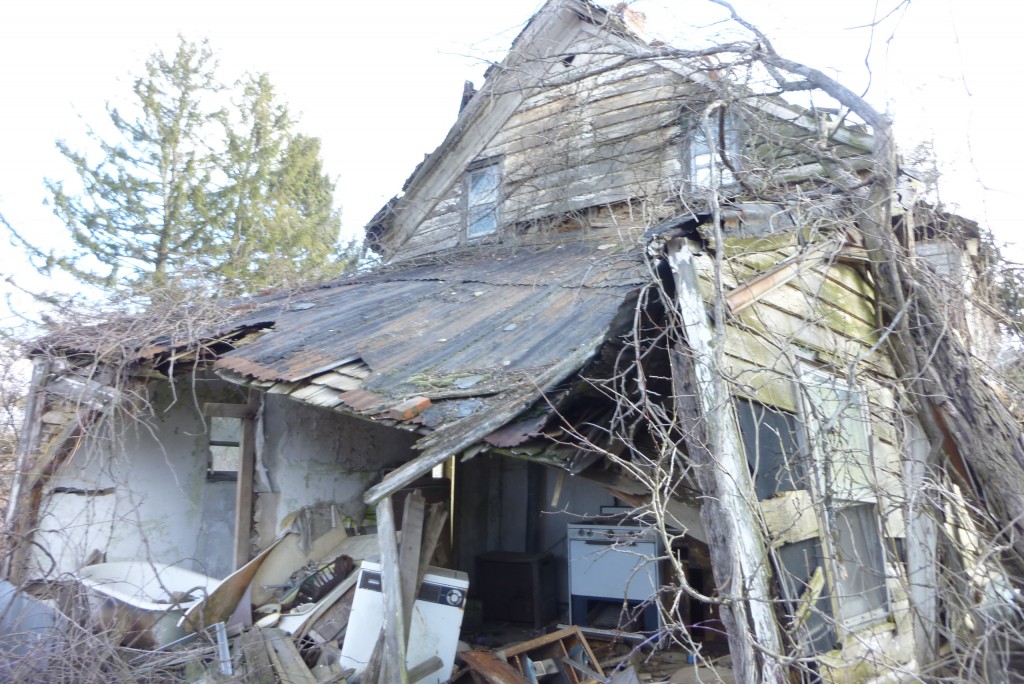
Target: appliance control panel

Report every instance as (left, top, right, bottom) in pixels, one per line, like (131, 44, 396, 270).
(567, 524, 655, 543)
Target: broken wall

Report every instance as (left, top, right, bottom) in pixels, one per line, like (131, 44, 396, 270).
(29, 378, 243, 579)
(254, 395, 419, 548)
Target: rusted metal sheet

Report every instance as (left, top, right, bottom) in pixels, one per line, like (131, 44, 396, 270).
(484, 414, 550, 448)
(214, 242, 643, 386)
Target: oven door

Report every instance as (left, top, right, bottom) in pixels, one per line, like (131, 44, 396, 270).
(568, 537, 659, 602)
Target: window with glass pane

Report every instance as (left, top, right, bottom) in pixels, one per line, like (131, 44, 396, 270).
(799, 370, 873, 500)
(688, 109, 739, 188)
(776, 538, 837, 655)
(736, 398, 805, 500)
(798, 367, 889, 629)
(832, 503, 888, 627)
(209, 416, 241, 480)
(467, 162, 499, 238)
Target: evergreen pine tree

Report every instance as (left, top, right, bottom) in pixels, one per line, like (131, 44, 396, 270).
(10, 37, 348, 297)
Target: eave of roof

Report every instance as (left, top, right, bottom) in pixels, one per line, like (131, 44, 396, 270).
(214, 240, 646, 432)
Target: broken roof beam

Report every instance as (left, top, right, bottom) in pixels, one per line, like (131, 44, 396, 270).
(724, 237, 842, 315)
(363, 330, 613, 504)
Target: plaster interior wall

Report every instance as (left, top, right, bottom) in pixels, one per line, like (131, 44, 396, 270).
(537, 467, 614, 606)
(254, 395, 419, 547)
(456, 453, 612, 609)
(31, 378, 246, 579)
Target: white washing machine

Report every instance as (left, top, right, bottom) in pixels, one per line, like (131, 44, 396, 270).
(340, 560, 468, 683)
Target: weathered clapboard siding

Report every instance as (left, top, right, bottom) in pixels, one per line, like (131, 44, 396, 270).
(694, 260, 888, 380)
(388, 30, 692, 259)
(514, 56, 668, 112)
(400, 212, 464, 256)
(500, 75, 686, 139)
(492, 100, 680, 163)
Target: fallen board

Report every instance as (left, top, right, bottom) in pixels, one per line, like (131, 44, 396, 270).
(179, 537, 282, 633)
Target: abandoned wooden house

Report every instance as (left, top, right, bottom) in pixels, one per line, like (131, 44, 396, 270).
(3, 0, 1014, 682)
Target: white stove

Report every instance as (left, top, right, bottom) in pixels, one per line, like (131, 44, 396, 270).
(567, 522, 662, 631)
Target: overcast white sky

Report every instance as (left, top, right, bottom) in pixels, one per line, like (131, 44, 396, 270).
(0, 0, 1018, 325)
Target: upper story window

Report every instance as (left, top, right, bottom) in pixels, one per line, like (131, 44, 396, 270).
(687, 108, 741, 189)
(466, 160, 500, 238)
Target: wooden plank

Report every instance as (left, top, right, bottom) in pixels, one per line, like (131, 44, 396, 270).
(397, 491, 425, 638)
(408, 656, 444, 683)
(232, 391, 260, 570)
(725, 239, 841, 314)
(460, 651, 529, 684)
(306, 585, 355, 644)
(264, 627, 318, 684)
(238, 627, 276, 684)
(378, 496, 409, 684)
(417, 502, 449, 586)
(760, 490, 820, 546)
(310, 372, 362, 392)
(3, 358, 50, 582)
(503, 626, 601, 672)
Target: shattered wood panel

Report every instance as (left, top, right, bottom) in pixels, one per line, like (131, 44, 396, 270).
(760, 490, 819, 545)
(722, 351, 799, 412)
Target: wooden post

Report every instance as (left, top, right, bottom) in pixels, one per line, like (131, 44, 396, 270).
(377, 496, 409, 684)
(4, 358, 50, 582)
(397, 491, 425, 637)
(666, 238, 784, 682)
(232, 392, 260, 571)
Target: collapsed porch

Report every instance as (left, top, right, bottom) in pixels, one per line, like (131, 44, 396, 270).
(3, 212, 1004, 682)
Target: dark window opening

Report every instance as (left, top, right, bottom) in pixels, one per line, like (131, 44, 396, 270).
(736, 398, 804, 500)
(776, 538, 838, 656)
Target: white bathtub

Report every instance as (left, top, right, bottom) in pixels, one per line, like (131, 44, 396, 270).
(74, 561, 219, 649)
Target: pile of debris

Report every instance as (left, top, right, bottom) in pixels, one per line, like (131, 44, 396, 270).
(3, 490, 671, 682)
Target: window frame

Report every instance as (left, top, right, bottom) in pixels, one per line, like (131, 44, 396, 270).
(796, 366, 890, 631)
(207, 415, 242, 482)
(685, 107, 742, 190)
(736, 367, 891, 640)
(465, 158, 501, 239)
